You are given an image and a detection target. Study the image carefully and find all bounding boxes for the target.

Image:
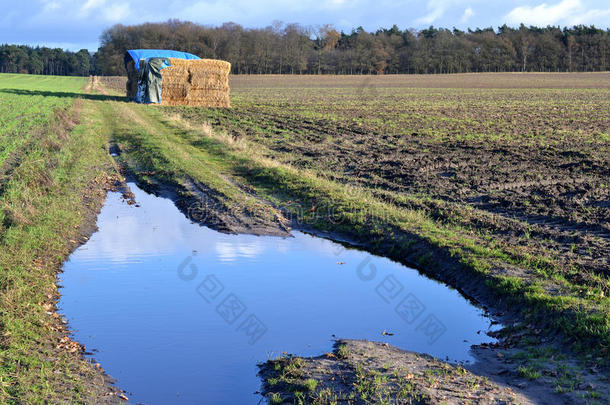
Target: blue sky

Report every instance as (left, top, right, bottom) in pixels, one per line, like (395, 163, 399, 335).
(2, 0, 609, 51)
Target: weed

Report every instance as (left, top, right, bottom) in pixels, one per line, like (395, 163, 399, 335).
(518, 365, 542, 380)
(270, 392, 283, 404)
(336, 344, 349, 359)
(303, 378, 318, 392)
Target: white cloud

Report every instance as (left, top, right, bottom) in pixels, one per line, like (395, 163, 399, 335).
(416, 0, 451, 25)
(505, 0, 581, 26)
(79, 0, 106, 17)
(42, 1, 61, 12)
(77, 0, 130, 22)
(176, 0, 317, 24)
(102, 2, 131, 22)
(567, 7, 610, 25)
(178, 1, 241, 23)
(460, 6, 474, 23)
(39, 0, 72, 13)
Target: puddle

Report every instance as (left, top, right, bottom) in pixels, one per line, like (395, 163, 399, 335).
(59, 183, 498, 404)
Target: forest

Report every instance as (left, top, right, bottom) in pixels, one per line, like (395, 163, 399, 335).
(0, 45, 91, 76)
(2, 20, 609, 76)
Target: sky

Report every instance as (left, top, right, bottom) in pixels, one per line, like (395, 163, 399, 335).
(2, 0, 609, 51)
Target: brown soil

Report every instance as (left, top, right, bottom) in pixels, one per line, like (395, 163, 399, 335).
(188, 80, 609, 298)
(259, 339, 537, 404)
(229, 72, 610, 89)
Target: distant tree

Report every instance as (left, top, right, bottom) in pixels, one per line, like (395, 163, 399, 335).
(2, 21, 608, 76)
(28, 51, 44, 74)
(75, 49, 92, 76)
(313, 24, 340, 74)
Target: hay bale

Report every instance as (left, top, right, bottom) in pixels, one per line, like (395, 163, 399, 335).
(126, 55, 231, 107)
(159, 65, 190, 79)
(162, 83, 190, 99)
(160, 58, 231, 108)
(167, 58, 231, 74)
(189, 72, 229, 90)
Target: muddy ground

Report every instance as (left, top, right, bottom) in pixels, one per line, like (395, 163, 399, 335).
(259, 339, 537, 404)
(189, 90, 609, 296)
(97, 74, 609, 404)
(100, 75, 610, 289)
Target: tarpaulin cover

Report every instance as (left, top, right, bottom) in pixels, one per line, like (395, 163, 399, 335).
(137, 57, 168, 104)
(125, 49, 200, 71)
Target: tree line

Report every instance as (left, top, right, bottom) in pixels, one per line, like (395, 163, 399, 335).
(0, 45, 92, 76)
(95, 21, 610, 75)
(2, 20, 609, 76)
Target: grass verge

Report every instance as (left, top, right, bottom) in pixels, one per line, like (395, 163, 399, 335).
(0, 75, 120, 403)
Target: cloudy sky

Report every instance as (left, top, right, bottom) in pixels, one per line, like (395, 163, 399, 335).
(2, 0, 609, 51)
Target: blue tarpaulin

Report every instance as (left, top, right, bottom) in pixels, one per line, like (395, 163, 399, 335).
(125, 49, 200, 71)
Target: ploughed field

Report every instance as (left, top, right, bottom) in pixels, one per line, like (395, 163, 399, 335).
(165, 74, 609, 298)
(96, 73, 610, 401)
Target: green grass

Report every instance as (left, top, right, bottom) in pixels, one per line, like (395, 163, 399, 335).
(303, 378, 318, 392)
(0, 74, 117, 403)
(518, 365, 542, 380)
(0, 75, 84, 173)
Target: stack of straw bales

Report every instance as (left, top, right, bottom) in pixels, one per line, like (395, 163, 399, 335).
(160, 58, 231, 107)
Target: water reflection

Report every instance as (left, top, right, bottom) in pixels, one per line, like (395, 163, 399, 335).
(60, 183, 497, 404)
(215, 240, 266, 262)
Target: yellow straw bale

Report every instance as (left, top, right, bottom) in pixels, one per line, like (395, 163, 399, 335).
(159, 58, 231, 108)
(167, 58, 231, 74)
(189, 72, 229, 90)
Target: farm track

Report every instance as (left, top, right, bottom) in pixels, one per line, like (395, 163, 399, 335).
(97, 73, 610, 403)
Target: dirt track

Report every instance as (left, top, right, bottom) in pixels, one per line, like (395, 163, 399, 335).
(97, 73, 610, 403)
